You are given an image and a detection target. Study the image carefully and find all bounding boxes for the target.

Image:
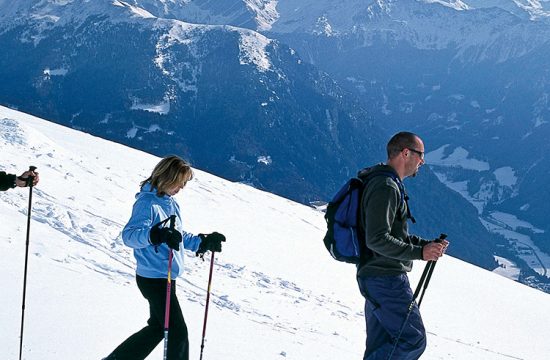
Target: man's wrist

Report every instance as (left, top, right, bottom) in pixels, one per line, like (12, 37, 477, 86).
(9, 174, 17, 188)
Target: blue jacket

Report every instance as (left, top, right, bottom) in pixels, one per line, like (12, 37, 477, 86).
(122, 183, 202, 279)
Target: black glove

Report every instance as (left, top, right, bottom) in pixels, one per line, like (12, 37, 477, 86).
(197, 232, 226, 256)
(150, 222, 182, 251)
(434, 233, 448, 243)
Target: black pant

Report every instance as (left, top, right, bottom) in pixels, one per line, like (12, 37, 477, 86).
(109, 275, 189, 360)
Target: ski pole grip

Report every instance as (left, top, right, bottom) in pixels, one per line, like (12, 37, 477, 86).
(27, 166, 37, 187)
(436, 233, 447, 243)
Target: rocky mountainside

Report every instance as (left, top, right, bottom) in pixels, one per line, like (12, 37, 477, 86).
(0, 0, 515, 272)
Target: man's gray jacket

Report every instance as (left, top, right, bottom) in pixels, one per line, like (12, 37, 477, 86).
(357, 164, 430, 278)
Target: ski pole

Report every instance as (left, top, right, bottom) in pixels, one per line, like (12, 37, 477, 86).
(386, 266, 430, 360)
(416, 262, 435, 308)
(163, 215, 176, 360)
(387, 233, 447, 360)
(19, 166, 36, 360)
(417, 234, 447, 307)
(413, 259, 433, 301)
(199, 251, 216, 360)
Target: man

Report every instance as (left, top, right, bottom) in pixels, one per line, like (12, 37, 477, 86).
(0, 168, 39, 191)
(356, 132, 449, 359)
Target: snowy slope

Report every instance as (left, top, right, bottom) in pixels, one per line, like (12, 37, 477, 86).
(2, 105, 550, 360)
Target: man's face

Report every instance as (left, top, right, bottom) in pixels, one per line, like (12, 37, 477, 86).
(405, 138, 425, 177)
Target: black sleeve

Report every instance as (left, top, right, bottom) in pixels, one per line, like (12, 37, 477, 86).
(362, 180, 424, 261)
(0, 171, 17, 191)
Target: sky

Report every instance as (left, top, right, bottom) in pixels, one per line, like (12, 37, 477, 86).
(1, 105, 550, 360)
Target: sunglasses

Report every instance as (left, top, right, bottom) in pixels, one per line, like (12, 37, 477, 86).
(407, 148, 424, 160)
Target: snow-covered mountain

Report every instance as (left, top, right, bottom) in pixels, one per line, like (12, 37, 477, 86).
(2, 106, 550, 360)
(0, 0, 510, 276)
(0, 0, 386, 202)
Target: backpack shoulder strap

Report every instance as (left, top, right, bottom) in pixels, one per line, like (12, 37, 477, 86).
(361, 170, 416, 223)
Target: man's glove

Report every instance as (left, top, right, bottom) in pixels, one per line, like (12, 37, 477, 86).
(197, 232, 226, 256)
(150, 221, 182, 251)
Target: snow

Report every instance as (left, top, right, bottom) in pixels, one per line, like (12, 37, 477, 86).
(237, 30, 272, 72)
(126, 125, 138, 138)
(118, 1, 157, 19)
(131, 99, 170, 115)
(244, 0, 280, 31)
(2, 105, 550, 359)
(510, 0, 550, 18)
(493, 256, 521, 280)
(431, 172, 485, 214)
(257, 155, 272, 165)
(493, 166, 517, 187)
(3, 0, 550, 61)
(481, 212, 550, 278)
(421, 0, 470, 11)
(489, 211, 544, 234)
(153, 21, 204, 93)
(426, 145, 490, 171)
(313, 15, 335, 36)
(262, 0, 550, 64)
(431, 163, 548, 280)
(43, 67, 68, 76)
(429, 148, 547, 280)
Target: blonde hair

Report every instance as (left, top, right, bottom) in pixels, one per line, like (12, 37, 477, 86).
(141, 155, 194, 196)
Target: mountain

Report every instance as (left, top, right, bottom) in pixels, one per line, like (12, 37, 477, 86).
(177, 0, 550, 290)
(0, 0, 387, 202)
(275, 0, 550, 290)
(2, 105, 550, 359)
(0, 0, 507, 272)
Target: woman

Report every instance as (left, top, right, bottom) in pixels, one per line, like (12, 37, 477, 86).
(103, 155, 226, 360)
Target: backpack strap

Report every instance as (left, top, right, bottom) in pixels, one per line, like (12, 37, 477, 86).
(362, 171, 416, 224)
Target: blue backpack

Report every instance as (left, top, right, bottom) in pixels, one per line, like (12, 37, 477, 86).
(323, 171, 405, 264)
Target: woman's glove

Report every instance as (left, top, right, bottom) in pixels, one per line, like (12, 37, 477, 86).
(197, 232, 226, 256)
(150, 222, 182, 251)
